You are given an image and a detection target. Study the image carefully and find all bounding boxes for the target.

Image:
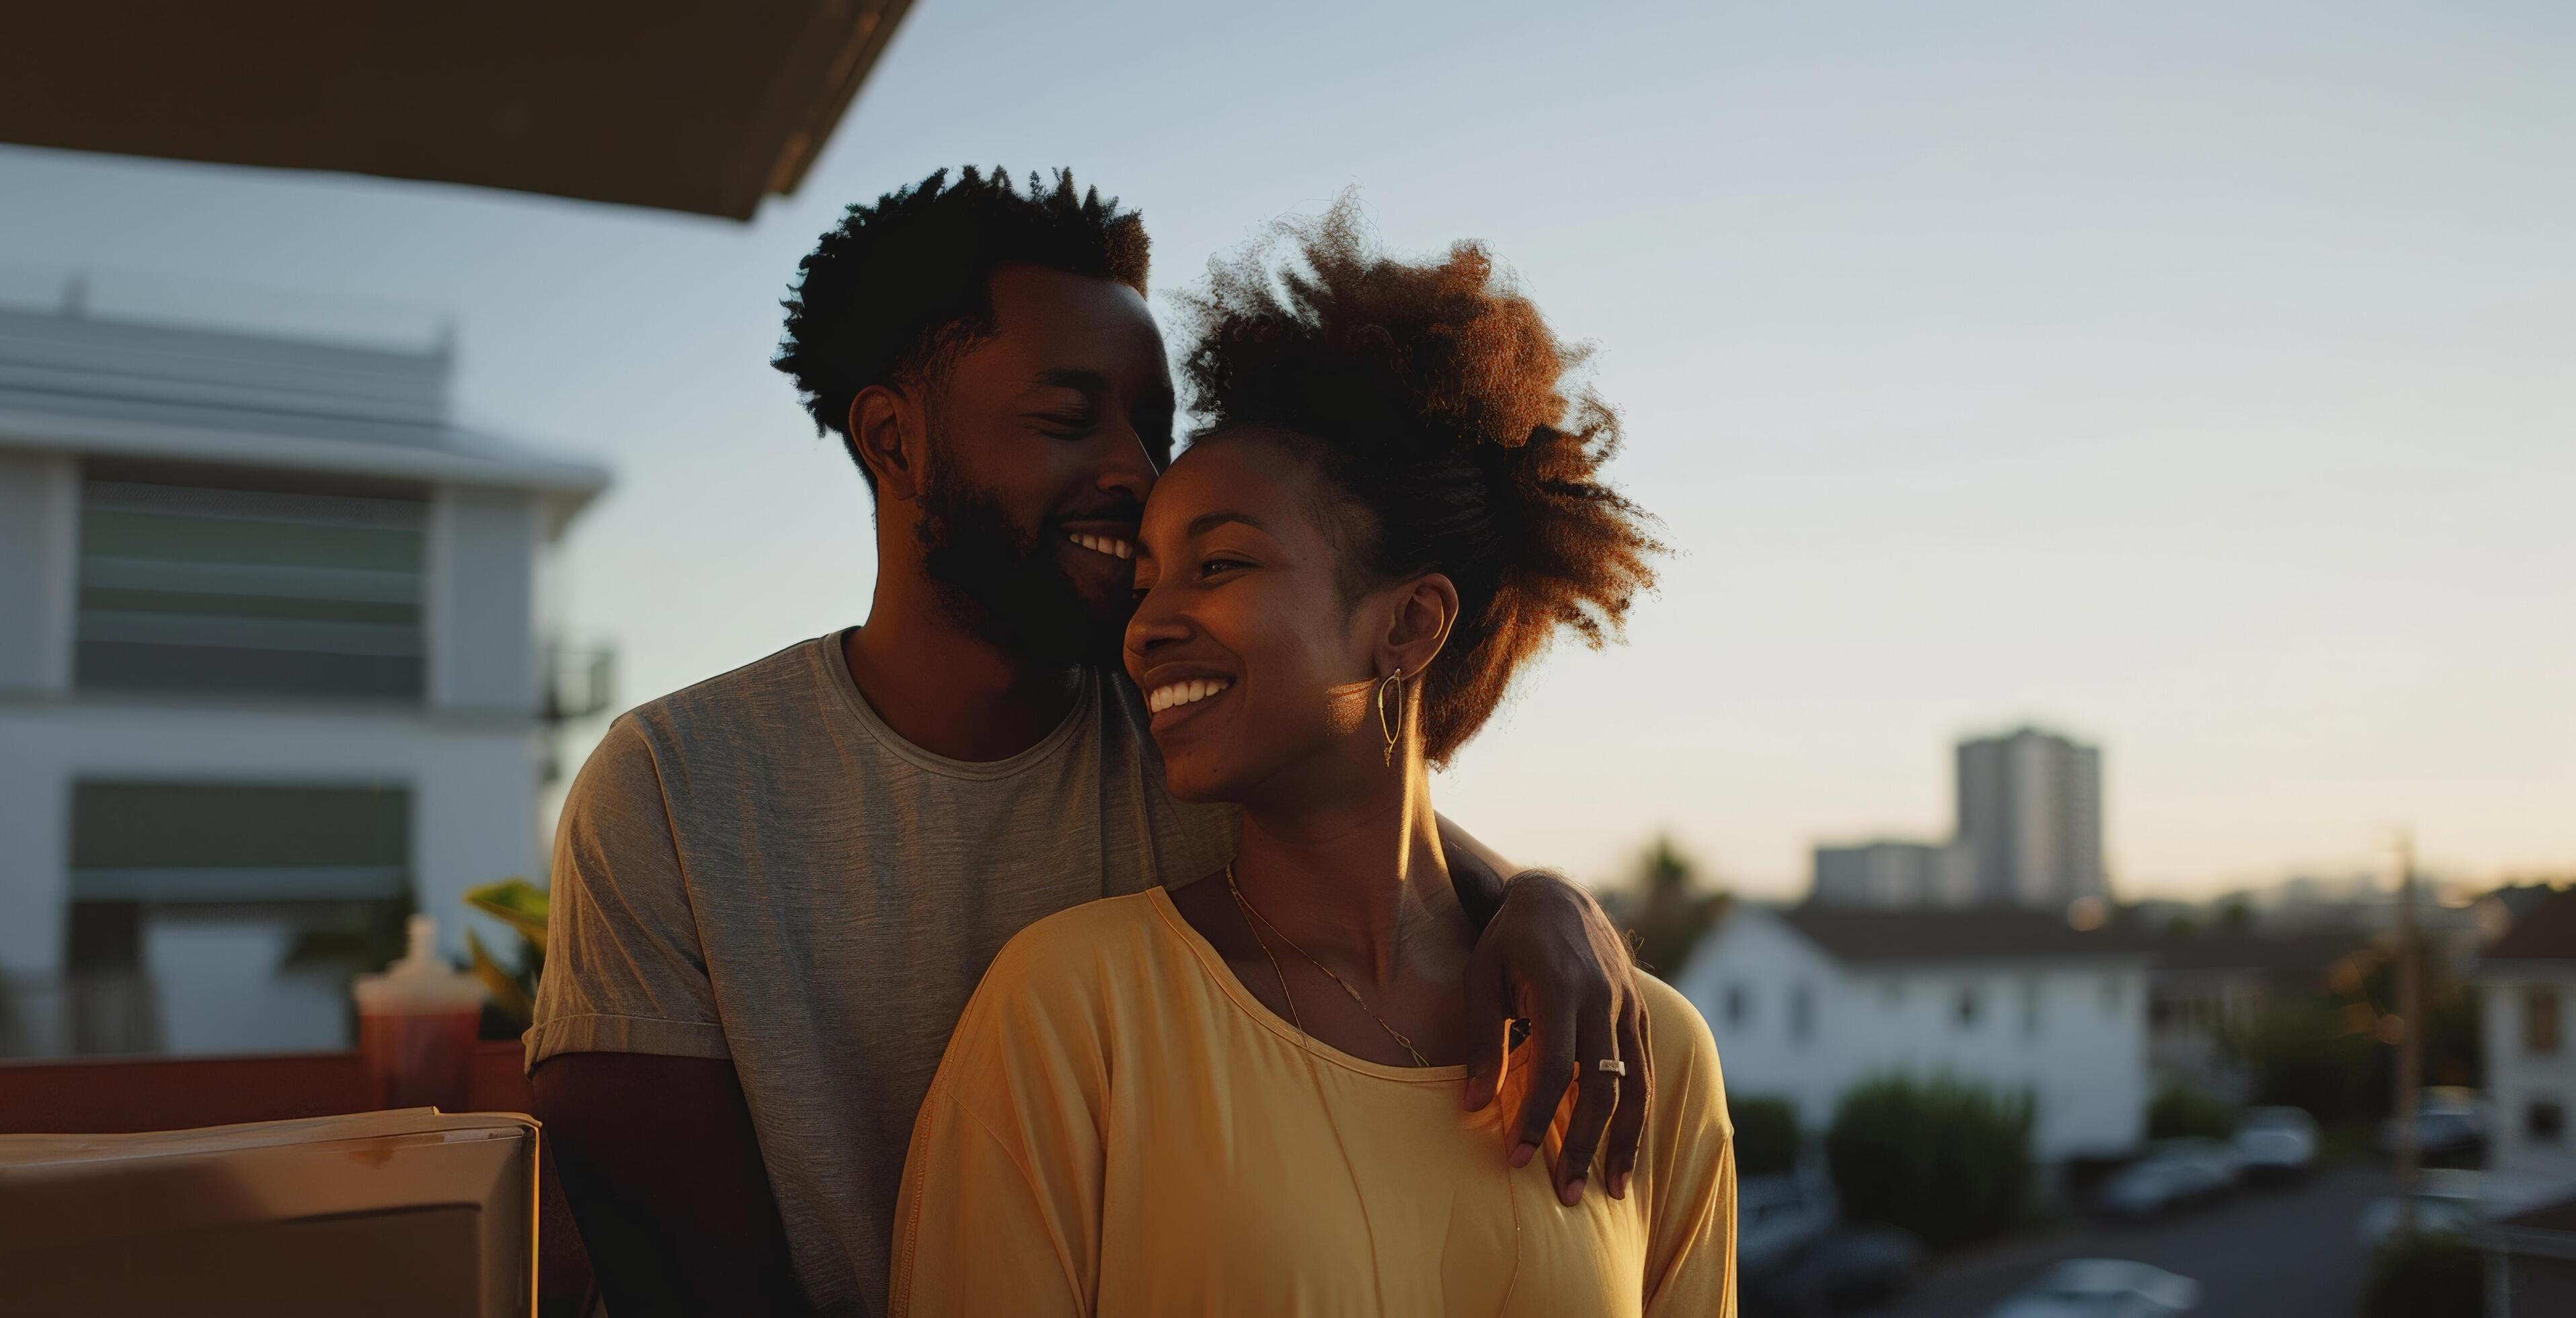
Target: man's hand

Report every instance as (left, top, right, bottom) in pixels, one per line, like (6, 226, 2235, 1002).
(1462, 871, 1652, 1206)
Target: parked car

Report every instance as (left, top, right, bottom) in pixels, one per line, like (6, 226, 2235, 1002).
(2095, 1138, 2241, 1218)
(2380, 1088, 2491, 1165)
(2359, 1169, 2487, 1246)
(1737, 1165, 1920, 1315)
(1749, 1224, 1921, 1317)
(1988, 1259, 2200, 1317)
(1738, 1167, 1840, 1278)
(2232, 1106, 2318, 1183)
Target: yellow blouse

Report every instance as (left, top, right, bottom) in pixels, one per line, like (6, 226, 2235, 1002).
(890, 887, 1736, 1317)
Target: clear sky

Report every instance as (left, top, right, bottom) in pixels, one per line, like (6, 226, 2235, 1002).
(3, 1, 2567, 899)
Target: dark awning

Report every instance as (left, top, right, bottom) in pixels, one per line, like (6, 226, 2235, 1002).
(0, 1, 915, 220)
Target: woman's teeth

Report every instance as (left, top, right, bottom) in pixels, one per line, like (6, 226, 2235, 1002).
(1146, 679, 1231, 714)
(1066, 532, 1134, 560)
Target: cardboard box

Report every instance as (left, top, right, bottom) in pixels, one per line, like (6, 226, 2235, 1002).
(0, 1108, 537, 1317)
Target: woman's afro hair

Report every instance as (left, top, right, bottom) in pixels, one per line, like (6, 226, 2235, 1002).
(1176, 200, 1663, 765)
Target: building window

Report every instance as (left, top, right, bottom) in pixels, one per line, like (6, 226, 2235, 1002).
(2528, 987, 2563, 1056)
(76, 463, 429, 701)
(1724, 984, 1751, 1029)
(1956, 988, 1982, 1030)
(1790, 983, 1814, 1044)
(2103, 975, 2125, 1013)
(2531, 1099, 2567, 1145)
(1880, 979, 1904, 1009)
(2020, 978, 2042, 1039)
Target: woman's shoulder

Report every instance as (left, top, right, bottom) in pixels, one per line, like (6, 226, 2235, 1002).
(978, 892, 1173, 993)
(935, 894, 1179, 1099)
(1635, 972, 1731, 1136)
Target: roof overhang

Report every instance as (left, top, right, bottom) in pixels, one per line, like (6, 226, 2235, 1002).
(0, 1, 914, 220)
(0, 410, 611, 535)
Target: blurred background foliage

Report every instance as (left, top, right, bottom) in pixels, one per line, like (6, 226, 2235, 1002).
(1826, 1075, 2034, 1249)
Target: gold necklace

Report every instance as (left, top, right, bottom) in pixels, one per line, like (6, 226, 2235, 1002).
(1226, 863, 1432, 1068)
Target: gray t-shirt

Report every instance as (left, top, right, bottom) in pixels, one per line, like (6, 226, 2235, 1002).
(525, 631, 1234, 1316)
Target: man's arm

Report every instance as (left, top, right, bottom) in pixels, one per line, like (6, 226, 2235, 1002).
(1438, 815, 1653, 1207)
(529, 718, 803, 1313)
(532, 1054, 806, 1317)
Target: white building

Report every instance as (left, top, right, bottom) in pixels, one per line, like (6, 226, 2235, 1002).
(1675, 904, 2152, 1162)
(1811, 840, 1974, 908)
(2483, 890, 2576, 1198)
(0, 293, 606, 1058)
(1957, 726, 2105, 908)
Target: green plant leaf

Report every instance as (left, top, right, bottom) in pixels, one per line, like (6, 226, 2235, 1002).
(467, 928, 533, 1028)
(464, 878, 549, 952)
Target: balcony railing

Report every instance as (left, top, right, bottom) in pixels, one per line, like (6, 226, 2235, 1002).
(541, 644, 615, 725)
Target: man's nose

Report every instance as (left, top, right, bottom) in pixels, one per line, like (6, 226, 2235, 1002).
(1094, 424, 1155, 506)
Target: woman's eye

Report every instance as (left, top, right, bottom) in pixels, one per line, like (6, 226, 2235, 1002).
(1199, 556, 1249, 578)
(1036, 412, 1093, 436)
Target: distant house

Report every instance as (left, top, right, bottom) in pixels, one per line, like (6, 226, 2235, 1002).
(2482, 1192, 2576, 1318)
(2482, 890, 2576, 1198)
(2148, 928, 2368, 1102)
(1674, 904, 2154, 1162)
(0, 293, 607, 1059)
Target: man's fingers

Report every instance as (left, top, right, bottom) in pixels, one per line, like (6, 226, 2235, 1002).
(1551, 1002, 1621, 1206)
(1460, 938, 1515, 1113)
(1512, 1005, 1579, 1167)
(1603, 999, 1653, 1200)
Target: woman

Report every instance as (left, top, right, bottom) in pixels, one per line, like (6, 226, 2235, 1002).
(890, 206, 1733, 1317)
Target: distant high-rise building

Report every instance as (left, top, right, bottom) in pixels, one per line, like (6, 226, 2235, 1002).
(1811, 841, 1973, 908)
(1955, 727, 2105, 908)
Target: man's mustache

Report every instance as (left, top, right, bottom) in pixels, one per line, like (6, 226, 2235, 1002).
(1051, 493, 1144, 527)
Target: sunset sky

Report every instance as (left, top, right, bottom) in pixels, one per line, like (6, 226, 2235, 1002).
(3, 1, 2567, 898)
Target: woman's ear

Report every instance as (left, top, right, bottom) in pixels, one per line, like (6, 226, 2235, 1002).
(1378, 572, 1460, 679)
(847, 385, 926, 502)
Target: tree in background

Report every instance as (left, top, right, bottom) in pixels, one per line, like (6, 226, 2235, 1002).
(1615, 835, 1729, 978)
(2223, 935, 2481, 1124)
(1729, 1095, 1802, 1178)
(1826, 1075, 2033, 1249)
(2359, 1235, 2483, 1318)
(2146, 1085, 2238, 1140)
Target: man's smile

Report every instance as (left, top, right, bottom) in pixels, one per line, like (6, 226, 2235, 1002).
(1063, 531, 1135, 560)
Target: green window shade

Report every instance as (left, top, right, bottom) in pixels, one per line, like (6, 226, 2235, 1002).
(76, 471, 428, 699)
(70, 781, 411, 902)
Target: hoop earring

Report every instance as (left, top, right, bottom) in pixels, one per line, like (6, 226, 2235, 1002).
(1375, 668, 1404, 767)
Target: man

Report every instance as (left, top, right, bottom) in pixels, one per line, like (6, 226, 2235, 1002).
(529, 167, 1651, 1317)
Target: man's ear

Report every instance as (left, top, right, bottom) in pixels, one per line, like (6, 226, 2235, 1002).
(1378, 572, 1460, 679)
(847, 385, 926, 502)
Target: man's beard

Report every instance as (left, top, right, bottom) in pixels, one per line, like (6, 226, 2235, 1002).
(915, 459, 1126, 669)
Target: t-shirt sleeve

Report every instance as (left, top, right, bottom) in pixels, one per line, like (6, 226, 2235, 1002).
(1639, 977, 1738, 1318)
(889, 927, 1107, 1317)
(523, 716, 732, 1071)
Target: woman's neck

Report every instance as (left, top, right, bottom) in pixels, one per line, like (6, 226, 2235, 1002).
(1228, 762, 1475, 988)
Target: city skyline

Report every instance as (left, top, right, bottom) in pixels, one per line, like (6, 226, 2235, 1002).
(2, 1, 2567, 900)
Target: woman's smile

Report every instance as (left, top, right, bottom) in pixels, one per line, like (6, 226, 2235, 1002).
(1142, 671, 1236, 732)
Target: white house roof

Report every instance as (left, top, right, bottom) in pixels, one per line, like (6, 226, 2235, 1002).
(2487, 889, 2576, 966)
(0, 301, 607, 530)
(1772, 904, 2156, 966)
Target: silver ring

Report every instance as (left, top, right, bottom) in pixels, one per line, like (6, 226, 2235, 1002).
(1596, 1058, 1628, 1077)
